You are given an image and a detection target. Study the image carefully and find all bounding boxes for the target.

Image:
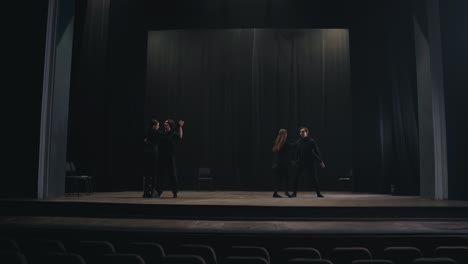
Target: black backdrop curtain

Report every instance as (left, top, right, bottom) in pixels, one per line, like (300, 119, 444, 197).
(350, 1, 420, 195)
(145, 29, 351, 191)
(67, 0, 147, 191)
(384, 1, 420, 195)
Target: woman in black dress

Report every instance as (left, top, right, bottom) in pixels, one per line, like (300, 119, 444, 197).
(272, 129, 294, 198)
(143, 119, 160, 198)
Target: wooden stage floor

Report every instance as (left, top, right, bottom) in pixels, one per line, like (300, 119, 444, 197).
(1, 191, 468, 236)
(55, 191, 468, 207)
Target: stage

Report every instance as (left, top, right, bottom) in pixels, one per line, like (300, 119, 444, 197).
(1, 192, 468, 234)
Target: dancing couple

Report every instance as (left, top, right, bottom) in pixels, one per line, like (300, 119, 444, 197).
(272, 127, 326, 198)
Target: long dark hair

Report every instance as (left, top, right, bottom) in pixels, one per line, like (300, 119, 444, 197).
(272, 129, 287, 152)
(166, 119, 176, 131)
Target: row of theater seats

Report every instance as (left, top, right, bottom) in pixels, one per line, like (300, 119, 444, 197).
(1, 238, 467, 264)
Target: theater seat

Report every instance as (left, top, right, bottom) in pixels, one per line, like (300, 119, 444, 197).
(434, 246, 468, 264)
(383, 246, 422, 264)
(331, 247, 372, 264)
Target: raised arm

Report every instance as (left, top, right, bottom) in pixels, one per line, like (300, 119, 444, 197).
(178, 120, 184, 139)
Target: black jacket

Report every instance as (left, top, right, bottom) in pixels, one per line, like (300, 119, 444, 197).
(295, 137, 323, 166)
(158, 128, 181, 158)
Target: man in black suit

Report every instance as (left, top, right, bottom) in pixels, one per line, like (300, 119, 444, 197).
(292, 126, 326, 198)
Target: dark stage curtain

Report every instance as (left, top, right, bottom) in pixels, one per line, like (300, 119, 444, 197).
(145, 29, 352, 191)
(350, 1, 420, 195)
(385, 1, 420, 195)
(67, 0, 114, 191)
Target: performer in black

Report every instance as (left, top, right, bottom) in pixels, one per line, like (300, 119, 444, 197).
(292, 126, 326, 198)
(157, 119, 184, 198)
(143, 119, 161, 198)
(272, 129, 294, 198)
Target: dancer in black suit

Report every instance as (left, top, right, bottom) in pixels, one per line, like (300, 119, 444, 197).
(292, 126, 326, 198)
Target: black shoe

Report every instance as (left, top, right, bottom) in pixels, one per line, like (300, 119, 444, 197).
(273, 193, 282, 198)
(143, 192, 151, 198)
(291, 192, 297, 197)
(173, 192, 178, 198)
(317, 193, 324, 198)
(285, 192, 293, 198)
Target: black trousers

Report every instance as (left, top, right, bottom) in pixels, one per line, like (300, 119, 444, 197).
(143, 151, 157, 193)
(293, 165, 321, 195)
(157, 156, 179, 194)
(273, 164, 289, 193)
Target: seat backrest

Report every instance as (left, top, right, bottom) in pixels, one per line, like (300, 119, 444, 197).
(198, 168, 211, 176)
(383, 246, 422, 264)
(97, 253, 146, 264)
(164, 254, 207, 264)
(19, 239, 67, 255)
(37, 252, 86, 264)
(65, 162, 74, 176)
(177, 244, 217, 264)
(434, 246, 468, 264)
(0, 238, 20, 253)
(288, 258, 333, 264)
(331, 247, 372, 264)
(70, 162, 77, 174)
(230, 246, 270, 263)
(412, 257, 457, 264)
(281, 247, 322, 262)
(125, 242, 165, 264)
(66, 161, 79, 176)
(352, 260, 394, 264)
(222, 256, 269, 264)
(75, 240, 116, 256)
(0, 252, 28, 264)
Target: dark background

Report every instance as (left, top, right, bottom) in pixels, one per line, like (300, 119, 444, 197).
(4, 0, 468, 200)
(145, 29, 351, 191)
